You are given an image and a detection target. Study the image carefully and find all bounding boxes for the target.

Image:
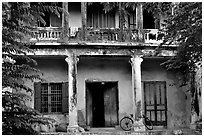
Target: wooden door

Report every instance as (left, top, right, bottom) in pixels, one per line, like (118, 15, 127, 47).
(104, 82, 119, 127)
(144, 81, 167, 126)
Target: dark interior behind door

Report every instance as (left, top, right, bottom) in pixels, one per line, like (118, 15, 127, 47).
(86, 81, 119, 127)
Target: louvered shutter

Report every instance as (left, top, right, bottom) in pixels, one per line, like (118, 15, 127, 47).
(34, 82, 41, 112)
(62, 82, 68, 113)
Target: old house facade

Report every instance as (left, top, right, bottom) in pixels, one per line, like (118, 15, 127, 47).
(27, 2, 192, 131)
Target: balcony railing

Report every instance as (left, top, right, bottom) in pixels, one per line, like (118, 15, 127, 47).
(31, 27, 62, 41)
(31, 27, 163, 44)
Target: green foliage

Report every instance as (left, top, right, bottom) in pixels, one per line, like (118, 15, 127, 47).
(2, 2, 62, 134)
(159, 2, 202, 84)
(99, 2, 202, 114)
(153, 2, 202, 114)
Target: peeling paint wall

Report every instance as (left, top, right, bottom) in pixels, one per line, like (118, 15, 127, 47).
(142, 59, 191, 128)
(25, 57, 68, 124)
(195, 64, 202, 119)
(24, 56, 190, 129)
(77, 56, 133, 124)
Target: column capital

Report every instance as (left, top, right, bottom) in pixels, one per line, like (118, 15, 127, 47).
(129, 55, 143, 65)
(65, 55, 79, 64)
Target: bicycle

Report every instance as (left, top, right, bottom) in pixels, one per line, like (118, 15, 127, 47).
(119, 114, 153, 131)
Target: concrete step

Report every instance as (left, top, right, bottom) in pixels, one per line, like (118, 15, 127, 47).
(41, 129, 201, 135)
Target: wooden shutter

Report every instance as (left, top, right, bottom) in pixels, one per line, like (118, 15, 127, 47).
(62, 82, 68, 113)
(34, 82, 41, 112)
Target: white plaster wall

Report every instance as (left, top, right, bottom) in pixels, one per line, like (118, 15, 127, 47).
(77, 57, 133, 122)
(25, 57, 68, 124)
(141, 59, 191, 129)
(24, 56, 191, 128)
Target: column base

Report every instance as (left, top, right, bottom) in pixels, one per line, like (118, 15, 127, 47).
(67, 125, 85, 133)
(133, 119, 146, 131)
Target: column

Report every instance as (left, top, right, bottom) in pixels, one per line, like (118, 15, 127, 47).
(81, 2, 87, 41)
(65, 53, 79, 129)
(135, 3, 143, 41)
(62, 2, 69, 40)
(130, 55, 145, 131)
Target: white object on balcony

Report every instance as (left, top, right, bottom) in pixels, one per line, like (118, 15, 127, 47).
(144, 29, 163, 44)
(70, 27, 78, 37)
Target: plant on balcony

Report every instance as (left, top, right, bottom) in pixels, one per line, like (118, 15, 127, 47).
(101, 2, 138, 42)
(2, 2, 62, 134)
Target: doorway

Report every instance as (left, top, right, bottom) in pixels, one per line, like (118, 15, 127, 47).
(86, 81, 119, 127)
(144, 81, 167, 127)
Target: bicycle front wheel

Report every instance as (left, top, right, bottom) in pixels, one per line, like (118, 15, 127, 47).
(144, 118, 153, 130)
(120, 117, 133, 131)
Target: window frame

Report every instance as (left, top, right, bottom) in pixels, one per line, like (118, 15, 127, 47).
(41, 82, 63, 114)
(34, 81, 68, 114)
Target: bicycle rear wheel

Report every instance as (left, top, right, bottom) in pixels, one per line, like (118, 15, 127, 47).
(144, 118, 153, 130)
(120, 117, 133, 131)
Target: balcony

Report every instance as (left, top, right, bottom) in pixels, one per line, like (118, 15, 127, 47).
(31, 27, 163, 45)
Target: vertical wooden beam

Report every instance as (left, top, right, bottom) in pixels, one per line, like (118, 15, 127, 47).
(118, 2, 124, 42)
(62, 2, 69, 41)
(81, 2, 87, 41)
(136, 3, 143, 42)
(155, 3, 161, 29)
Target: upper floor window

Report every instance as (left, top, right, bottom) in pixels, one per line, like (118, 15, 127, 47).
(127, 8, 136, 29)
(143, 10, 160, 29)
(87, 3, 115, 28)
(32, 2, 62, 27)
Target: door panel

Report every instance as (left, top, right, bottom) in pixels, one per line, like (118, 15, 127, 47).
(104, 84, 118, 127)
(86, 87, 93, 126)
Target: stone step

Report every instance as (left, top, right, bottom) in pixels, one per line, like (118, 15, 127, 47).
(41, 128, 201, 135)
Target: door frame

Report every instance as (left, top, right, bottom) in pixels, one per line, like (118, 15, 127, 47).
(85, 80, 119, 127)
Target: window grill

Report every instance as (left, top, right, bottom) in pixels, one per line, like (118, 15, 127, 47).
(41, 84, 48, 113)
(51, 83, 62, 112)
(40, 83, 62, 113)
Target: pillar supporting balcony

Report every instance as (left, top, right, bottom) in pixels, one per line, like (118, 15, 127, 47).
(130, 54, 145, 131)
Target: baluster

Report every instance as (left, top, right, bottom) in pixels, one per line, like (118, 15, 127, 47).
(59, 32, 61, 38)
(43, 32, 46, 38)
(156, 30, 158, 41)
(47, 31, 49, 39)
(38, 32, 40, 40)
(54, 31, 57, 38)
(115, 33, 118, 41)
(49, 31, 51, 38)
(58, 32, 61, 38)
(51, 31, 53, 38)
(40, 32, 43, 40)
(147, 32, 149, 41)
(54, 31, 56, 38)
(56, 31, 59, 38)
(53, 31, 55, 38)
